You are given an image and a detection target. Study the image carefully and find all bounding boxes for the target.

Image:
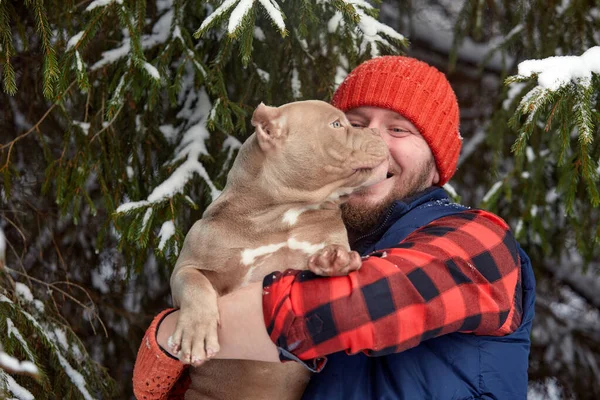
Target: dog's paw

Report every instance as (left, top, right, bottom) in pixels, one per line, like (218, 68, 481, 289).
(307, 245, 362, 276)
(169, 302, 220, 367)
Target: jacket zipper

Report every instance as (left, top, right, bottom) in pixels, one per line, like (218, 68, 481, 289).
(353, 205, 397, 251)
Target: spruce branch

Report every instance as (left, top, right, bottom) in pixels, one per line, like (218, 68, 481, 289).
(4, 267, 108, 337)
(0, 0, 16, 95)
(0, 81, 76, 172)
(25, 0, 59, 99)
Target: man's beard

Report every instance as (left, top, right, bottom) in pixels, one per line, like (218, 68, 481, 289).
(341, 158, 437, 239)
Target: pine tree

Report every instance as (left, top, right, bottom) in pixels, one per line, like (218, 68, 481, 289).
(449, 1, 600, 396)
(0, 0, 405, 397)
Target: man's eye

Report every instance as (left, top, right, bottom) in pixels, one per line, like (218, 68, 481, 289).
(330, 120, 343, 128)
(350, 123, 364, 128)
(390, 128, 410, 134)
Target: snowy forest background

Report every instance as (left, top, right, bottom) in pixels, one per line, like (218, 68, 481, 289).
(1, 0, 599, 398)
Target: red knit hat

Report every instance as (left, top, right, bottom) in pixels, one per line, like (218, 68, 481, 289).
(332, 56, 462, 186)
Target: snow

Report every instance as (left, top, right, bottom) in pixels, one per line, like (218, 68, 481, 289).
(256, 68, 270, 82)
(85, 0, 122, 12)
(143, 61, 160, 80)
(173, 25, 183, 42)
(257, 0, 285, 33)
(291, 68, 301, 98)
(208, 99, 220, 123)
(158, 220, 175, 251)
(159, 124, 178, 143)
(503, 82, 527, 110)
(17, 302, 94, 399)
(67, 31, 84, 51)
(199, 0, 239, 33)
(222, 135, 242, 172)
(56, 352, 94, 400)
(528, 378, 563, 400)
(91, 9, 173, 70)
(518, 46, 600, 91)
(116, 200, 149, 214)
(515, 219, 524, 237)
(482, 180, 503, 203)
(14, 283, 33, 303)
(54, 328, 69, 351)
(229, 0, 255, 34)
(458, 127, 486, 167)
(0, 226, 5, 266)
(7, 319, 36, 363)
(526, 146, 536, 163)
(443, 182, 458, 198)
(0, 352, 38, 375)
(141, 208, 153, 231)
(356, 9, 405, 57)
(0, 369, 35, 399)
(254, 26, 266, 41)
(327, 12, 343, 33)
(187, 49, 207, 77)
(75, 51, 84, 72)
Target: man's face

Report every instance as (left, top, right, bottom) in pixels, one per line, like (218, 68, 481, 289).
(341, 106, 440, 235)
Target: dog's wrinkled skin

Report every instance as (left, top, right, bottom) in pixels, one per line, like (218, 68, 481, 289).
(170, 100, 389, 400)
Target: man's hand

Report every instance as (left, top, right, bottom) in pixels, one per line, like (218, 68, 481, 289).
(307, 244, 362, 276)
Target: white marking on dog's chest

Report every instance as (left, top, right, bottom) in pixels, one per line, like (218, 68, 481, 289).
(241, 243, 287, 266)
(241, 238, 326, 266)
(282, 204, 322, 226)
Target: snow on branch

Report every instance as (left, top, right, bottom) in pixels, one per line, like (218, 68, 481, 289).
(0, 369, 35, 400)
(508, 46, 600, 151)
(91, 8, 174, 70)
(85, 0, 123, 12)
(1, 286, 94, 399)
(328, 1, 406, 58)
(0, 351, 38, 376)
(196, 0, 286, 38)
(516, 46, 600, 91)
(117, 87, 220, 214)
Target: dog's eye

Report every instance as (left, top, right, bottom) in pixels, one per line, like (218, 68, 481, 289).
(330, 120, 342, 129)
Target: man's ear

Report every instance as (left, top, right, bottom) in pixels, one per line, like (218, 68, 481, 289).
(251, 102, 286, 152)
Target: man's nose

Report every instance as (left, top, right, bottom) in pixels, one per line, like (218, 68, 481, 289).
(368, 127, 380, 136)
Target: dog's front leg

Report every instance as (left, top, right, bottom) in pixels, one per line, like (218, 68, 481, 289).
(170, 267, 220, 366)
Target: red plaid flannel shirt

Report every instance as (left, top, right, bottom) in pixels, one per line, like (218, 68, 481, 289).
(262, 209, 523, 372)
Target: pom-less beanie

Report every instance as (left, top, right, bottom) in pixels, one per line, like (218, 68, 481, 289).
(332, 56, 462, 186)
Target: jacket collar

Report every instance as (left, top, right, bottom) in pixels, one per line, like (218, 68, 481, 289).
(351, 186, 450, 252)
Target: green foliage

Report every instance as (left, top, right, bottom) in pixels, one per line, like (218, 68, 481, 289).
(452, 0, 600, 265)
(0, 0, 405, 396)
(0, 271, 116, 399)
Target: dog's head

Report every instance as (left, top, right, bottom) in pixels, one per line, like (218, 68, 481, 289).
(250, 100, 389, 203)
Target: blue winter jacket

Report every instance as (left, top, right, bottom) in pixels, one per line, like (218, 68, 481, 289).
(301, 187, 535, 400)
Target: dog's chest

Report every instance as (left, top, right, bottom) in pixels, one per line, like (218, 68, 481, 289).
(237, 235, 325, 287)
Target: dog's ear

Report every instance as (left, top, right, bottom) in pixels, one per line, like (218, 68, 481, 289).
(251, 103, 287, 152)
